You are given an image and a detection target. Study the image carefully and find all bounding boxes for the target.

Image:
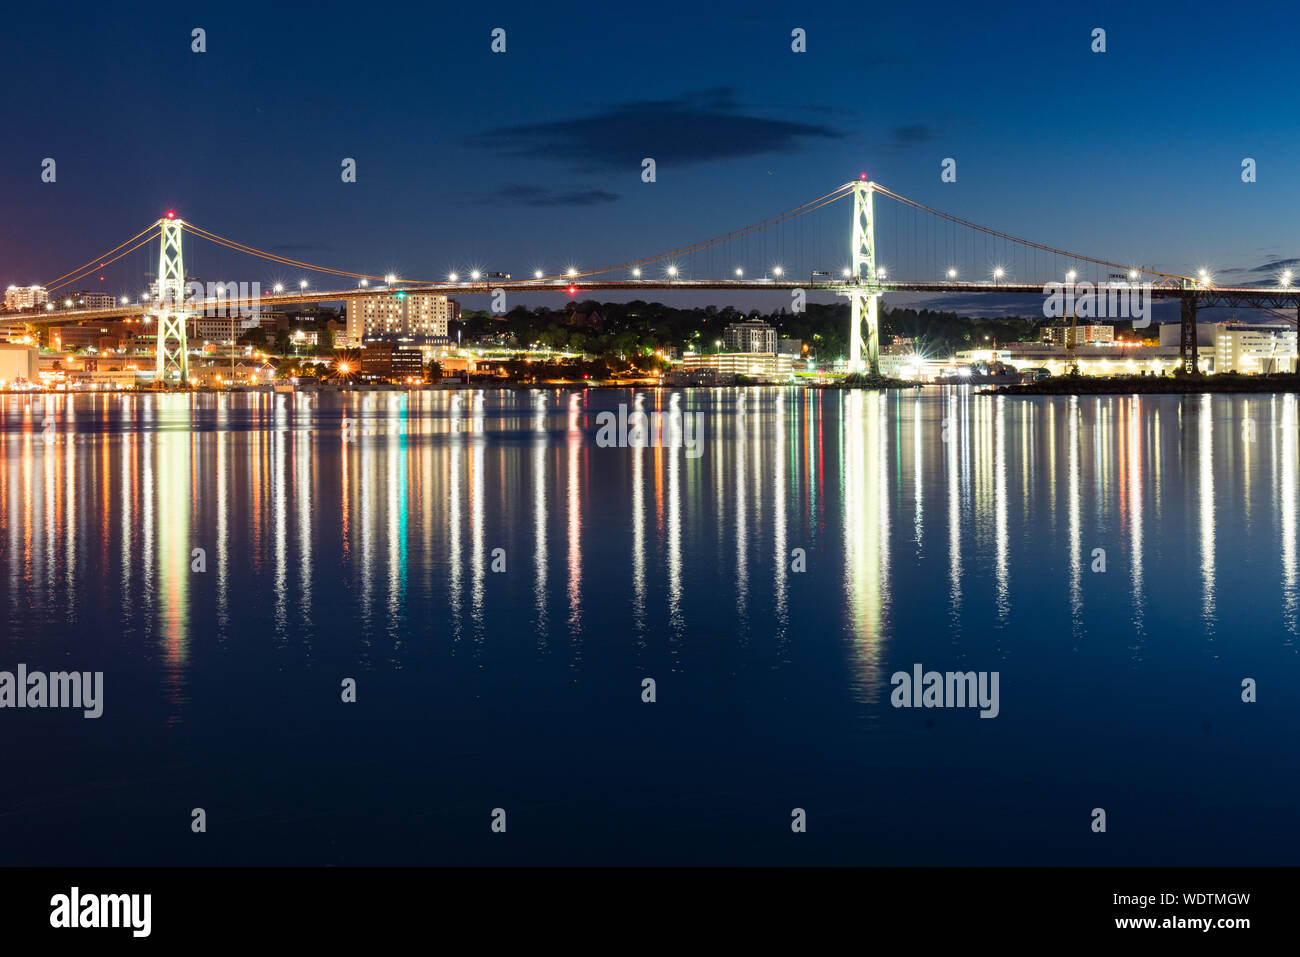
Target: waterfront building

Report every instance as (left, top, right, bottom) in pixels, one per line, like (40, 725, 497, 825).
(0, 344, 39, 384)
(681, 351, 792, 382)
(360, 341, 425, 382)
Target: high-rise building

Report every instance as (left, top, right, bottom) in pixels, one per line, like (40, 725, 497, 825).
(723, 320, 778, 353)
(347, 293, 457, 345)
(5, 285, 48, 310)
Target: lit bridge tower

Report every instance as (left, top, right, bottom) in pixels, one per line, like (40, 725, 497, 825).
(153, 212, 190, 384)
(847, 179, 880, 376)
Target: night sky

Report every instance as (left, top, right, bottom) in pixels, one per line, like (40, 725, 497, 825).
(4, 0, 1297, 319)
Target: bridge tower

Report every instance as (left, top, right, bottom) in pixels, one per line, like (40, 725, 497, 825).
(153, 214, 189, 384)
(847, 179, 880, 376)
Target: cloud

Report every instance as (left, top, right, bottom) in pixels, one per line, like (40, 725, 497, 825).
(1246, 257, 1300, 274)
(468, 88, 842, 170)
(472, 185, 619, 207)
(892, 123, 936, 146)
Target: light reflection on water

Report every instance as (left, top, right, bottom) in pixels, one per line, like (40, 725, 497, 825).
(1, 387, 1298, 865)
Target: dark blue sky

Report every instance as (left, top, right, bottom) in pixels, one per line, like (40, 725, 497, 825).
(4, 0, 1297, 318)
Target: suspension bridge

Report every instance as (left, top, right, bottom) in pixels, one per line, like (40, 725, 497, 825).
(5, 178, 1299, 382)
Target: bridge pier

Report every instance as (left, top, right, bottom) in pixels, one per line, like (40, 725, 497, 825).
(848, 180, 879, 376)
(1179, 297, 1198, 373)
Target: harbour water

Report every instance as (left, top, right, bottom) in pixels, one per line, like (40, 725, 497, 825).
(1, 388, 1296, 865)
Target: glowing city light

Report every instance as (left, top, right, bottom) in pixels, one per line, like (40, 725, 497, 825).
(631, 268, 641, 278)
(448, 273, 458, 282)
(385, 273, 397, 284)
(299, 279, 308, 289)
(470, 270, 481, 281)
(1283, 270, 1294, 287)
(667, 266, 678, 277)
(273, 283, 284, 293)
(947, 268, 957, 279)
(1066, 270, 1077, 282)
(534, 269, 544, 279)
(772, 266, 783, 276)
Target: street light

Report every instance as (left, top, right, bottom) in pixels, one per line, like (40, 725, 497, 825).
(1066, 269, 1077, 282)
(273, 283, 284, 293)
(449, 272, 458, 282)
(534, 269, 544, 279)
(299, 279, 308, 289)
(385, 273, 397, 284)
(877, 267, 887, 279)
(772, 266, 783, 277)
(993, 267, 1004, 283)
(631, 267, 641, 278)
(947, 268, 957, 279)
(360, 279, 369, 287)
(735, 267, 744, 277)
(667, 266, 678, 278)
(1283, 270, 1294, 287)
(470, 270, 481, 281)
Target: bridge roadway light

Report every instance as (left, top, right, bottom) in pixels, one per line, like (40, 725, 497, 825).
(735, 268, 743, 277)
(947, 268, 957, 279)
(631, 268, 641, 278)
(385, 273, 397, 284)
(993, 267, 1004, 283)
(566, 267, 578, 278)
(667, 266, 678, 278)
(449, 273, 458, 282)
(274, 283, 284, 293)
(360, 279, 369, 287)
(842, 268, 851, 278)
(470, 270, 481, 281)
(120, 297, 129, 305)
(772, 266, 783, 277)
(1066, 269, 1077, 282)
(1129, 270, 1139, 281)
(877, 267, 887, 279)
(534, 270, 544, 279)
(299, 280, 308, 290)
(1283, 270, 1294, 287)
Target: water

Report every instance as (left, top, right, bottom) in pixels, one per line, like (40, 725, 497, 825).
(1, 387, 1296, 865)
